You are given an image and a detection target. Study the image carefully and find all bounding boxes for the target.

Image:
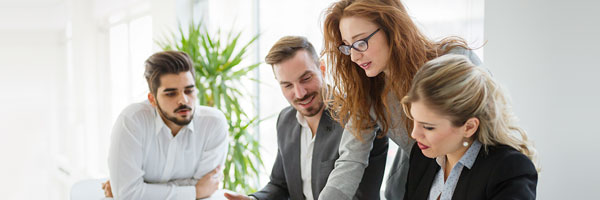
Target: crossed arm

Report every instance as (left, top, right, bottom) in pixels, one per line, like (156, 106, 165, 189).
(106, 114, 229, 199)
(102, 167, 222, 199)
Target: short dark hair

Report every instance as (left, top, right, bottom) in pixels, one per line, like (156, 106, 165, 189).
(144, 51, 195, 95)
(265, 36, 320, 67)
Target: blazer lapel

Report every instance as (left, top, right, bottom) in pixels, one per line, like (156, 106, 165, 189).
(452, 167, 472, 200)
(310, 109, 335, 199)
(452, 147, 485, 200)
(282, 113, 304, 199)
(415, 160, 440, 200)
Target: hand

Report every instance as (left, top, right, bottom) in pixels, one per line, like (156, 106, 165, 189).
(224, 192, 254, 200)
(101, 180, 113, 198)
(195, 166, 223, 199)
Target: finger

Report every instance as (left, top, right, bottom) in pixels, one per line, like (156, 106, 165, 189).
(203, 168, 220, 180)
(223, 192, 235, 200)
(208, 168, 219, 176)
(212, 165, 223, 176)
(211, 171, 223, 181)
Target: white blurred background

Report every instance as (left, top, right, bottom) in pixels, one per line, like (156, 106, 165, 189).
(0, 0, 597, 199)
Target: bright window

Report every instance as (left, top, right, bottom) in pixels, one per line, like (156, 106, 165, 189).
(102, 14, 153, 178)
(109, 15, 153, 124)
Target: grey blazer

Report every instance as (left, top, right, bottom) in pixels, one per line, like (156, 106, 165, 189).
(251, 106, 388, 200)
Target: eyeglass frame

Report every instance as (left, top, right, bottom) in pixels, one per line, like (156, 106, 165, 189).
(338, 28, 381, 56)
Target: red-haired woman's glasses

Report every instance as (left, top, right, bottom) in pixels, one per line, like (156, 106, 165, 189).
(338, 28, 381, 56)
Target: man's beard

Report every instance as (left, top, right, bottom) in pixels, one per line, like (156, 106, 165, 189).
(156, 101, 194, 126)
(294, 92, 324, 117)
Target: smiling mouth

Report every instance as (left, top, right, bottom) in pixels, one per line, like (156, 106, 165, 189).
(295, 92, 318, 107)
(298, 95, 314, 106)
(359, 62, 371, 69)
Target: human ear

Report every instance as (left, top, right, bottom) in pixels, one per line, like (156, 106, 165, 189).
(463, 117, 480, 138)
(148, 92, 158, 107)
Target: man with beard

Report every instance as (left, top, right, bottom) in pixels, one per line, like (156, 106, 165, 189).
(224, 36, 388, 200)
(104, 51, 228, 199)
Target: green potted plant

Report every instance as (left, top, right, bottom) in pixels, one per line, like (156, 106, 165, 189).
(157, 21, 263, 193)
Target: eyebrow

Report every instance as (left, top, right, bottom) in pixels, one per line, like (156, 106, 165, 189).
(416, 121, 436, 126)
(279, 71, 312, 85)
(342, 32, 369, 44)
(162, 84, 195, 92)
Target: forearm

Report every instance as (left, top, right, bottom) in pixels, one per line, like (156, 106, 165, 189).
(319, 125, 376, 200)
(110, 180, 196, 200)
(170, 178, 198, 186)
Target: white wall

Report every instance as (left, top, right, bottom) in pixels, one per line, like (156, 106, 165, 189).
(485, 0, 600, 199)
(0, 30, 65, 199)
(0, 2, 66, 200)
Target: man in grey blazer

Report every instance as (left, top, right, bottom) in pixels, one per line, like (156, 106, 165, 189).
(224, 36, 388, 200)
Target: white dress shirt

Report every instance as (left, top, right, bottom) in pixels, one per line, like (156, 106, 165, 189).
(108, 100, 229, 200)
(296, 111, 316, 200)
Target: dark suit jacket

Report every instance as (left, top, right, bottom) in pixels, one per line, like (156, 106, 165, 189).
(404, 143, 537, 200)
(251, 106, 388, 200)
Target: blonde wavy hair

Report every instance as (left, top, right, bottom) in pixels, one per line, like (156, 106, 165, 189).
(401, 54, 540, 172)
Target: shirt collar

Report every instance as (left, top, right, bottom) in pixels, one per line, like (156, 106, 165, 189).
(459, 140, 482, 169)
(435, 140, 482, 170)
(153, 107, 195, 135)
(295, 109, 309, 128)
(154, 108, 167, 135)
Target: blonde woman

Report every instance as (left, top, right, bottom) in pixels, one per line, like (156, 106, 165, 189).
(402, 54, 538, 199)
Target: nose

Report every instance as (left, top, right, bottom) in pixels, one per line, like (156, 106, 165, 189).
(350, 48, 362, 63)
(294, 84, 307, 99)
(178, 92, 189, 105)
(410, 125, 422, 140)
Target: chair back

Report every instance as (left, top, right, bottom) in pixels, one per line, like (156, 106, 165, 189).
(71, 178, 109, 200)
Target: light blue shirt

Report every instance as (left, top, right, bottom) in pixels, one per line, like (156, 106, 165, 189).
(428, 140, 482, 200)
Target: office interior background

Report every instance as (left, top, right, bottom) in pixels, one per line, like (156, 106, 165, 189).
(0, 0, 598, 199)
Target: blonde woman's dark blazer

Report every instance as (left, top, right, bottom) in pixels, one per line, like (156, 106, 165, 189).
(404, 143, 537, 200)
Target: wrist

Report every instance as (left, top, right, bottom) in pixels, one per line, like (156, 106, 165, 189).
(196, 191, 210, 199)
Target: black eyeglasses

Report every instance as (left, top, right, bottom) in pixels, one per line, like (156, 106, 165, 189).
(338, 28, 381, 56)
